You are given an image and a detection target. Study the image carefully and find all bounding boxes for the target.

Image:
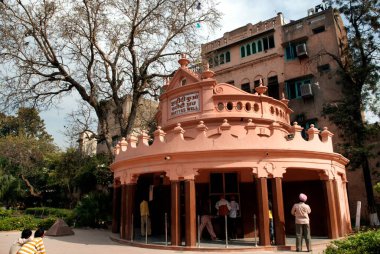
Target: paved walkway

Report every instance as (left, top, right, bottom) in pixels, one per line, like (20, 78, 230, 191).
(0, 229, 332, 254)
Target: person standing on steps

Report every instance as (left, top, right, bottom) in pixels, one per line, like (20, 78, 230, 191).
(215, 195, 231, 240)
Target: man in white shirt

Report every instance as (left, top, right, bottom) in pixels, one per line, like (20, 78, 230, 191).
(291, 193, 312, 252)
(215, 195, 231, 239)
(228, 195, 239, 239)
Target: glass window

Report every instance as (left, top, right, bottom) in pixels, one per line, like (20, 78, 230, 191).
(286, 78, 311, 99)
(252, 42, 256, 54)
(210, 173, 223, 194)
(225, 173, 238, 193)
(240, 46, 246, 58)
(269, 35, 275, 48)
(214, 55, 219, 66)
(246, 44, 251, 56)
(219, 53, 225, 64)
(267, 76, 279, 99)
(226, 51, 231, 62)
(208, 58, 213, 68)
(241, 83, 250, 93)
(257, 40, 262, 52)
(209, 172, 239, 215)
(263, 37, 269, 50)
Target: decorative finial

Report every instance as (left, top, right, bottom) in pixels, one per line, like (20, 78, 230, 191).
(178, 53, 190, 67)
(255, 78, 268, 95)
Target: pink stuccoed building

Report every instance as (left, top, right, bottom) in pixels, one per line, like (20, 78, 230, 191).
(110, 54, 351, 248)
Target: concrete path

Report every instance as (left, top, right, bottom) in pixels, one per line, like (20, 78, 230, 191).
(0, 229, 331, 254)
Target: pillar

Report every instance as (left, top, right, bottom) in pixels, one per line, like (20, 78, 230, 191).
(324, 179, 339, 239)
(271, 177, 286, 245)
(120, 184, 127, 239)
(171, 181, 181, 246)
(333, 179, 343, 237)
(185, 179, 196, 246)
(112, 179, 121, 233)
(125, 183, 136, 240)
(256, 177, 270, 246)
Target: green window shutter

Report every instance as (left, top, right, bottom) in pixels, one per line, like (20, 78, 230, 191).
(252, 42, 256, 54)
(246, 44, 251, 55)
(226, 51, 231, 62)
(257, 40, 262, 52)
(241, 46, 246, 58)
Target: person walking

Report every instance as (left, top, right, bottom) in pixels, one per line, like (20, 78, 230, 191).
(140, 198, 151, 236)
(199, 199, 217, 240)
(291, 193, 312, 252)
(9, 229, 33, 254)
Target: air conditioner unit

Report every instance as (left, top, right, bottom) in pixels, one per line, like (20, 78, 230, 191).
(296, 43, 308, 58)
(300, 83, 313, 98)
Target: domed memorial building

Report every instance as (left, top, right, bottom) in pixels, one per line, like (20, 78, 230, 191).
(110, 54, 351, 249)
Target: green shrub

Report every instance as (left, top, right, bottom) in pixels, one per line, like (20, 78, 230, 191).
(325, 229, 380, 254)
(75, 191, 111, 228)
(0, 209, 12, 218)
(25, 207, 75, 226)
(0, 214, 62, 231)
(0, 215, 38, 231)
(37, 217, 58, 229)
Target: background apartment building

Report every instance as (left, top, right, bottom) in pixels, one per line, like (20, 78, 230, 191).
(201, 5, 372, 218)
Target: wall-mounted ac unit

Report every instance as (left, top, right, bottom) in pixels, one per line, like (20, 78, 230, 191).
(296, 43, 308, 58)
(300, 83, 313, 98)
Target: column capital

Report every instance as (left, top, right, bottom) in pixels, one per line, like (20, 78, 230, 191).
(120, 172, 139, 184)
(252, 163, 286, 178)
(165, 166, 199, 181)
(319, 166, 338, 181)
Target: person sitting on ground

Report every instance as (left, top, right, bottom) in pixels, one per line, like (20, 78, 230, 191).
(17, 228, 46, 254)
(9, 229, 33, 254)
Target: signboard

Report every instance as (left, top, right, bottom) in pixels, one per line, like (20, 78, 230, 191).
(170, 92, 200, 117)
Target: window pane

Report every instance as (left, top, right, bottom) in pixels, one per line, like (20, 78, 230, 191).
(257, 40, 262, 52)
(263, 37, 268, 50)
(225, 173, 238, 193)
(241, 83, 250, 93)
(269, 35, 275, 48)
(226, 51, 231, 62)
(240, 46, 245, 58)
(252, 42, 256, 54)
(210, 173, 223, 193)
(246, 44, 251, 55)
(296, 82, 302, 97)
(219, 53, 225, 64)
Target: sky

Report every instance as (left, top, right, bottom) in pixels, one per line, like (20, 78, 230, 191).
(39, 0, 331, 149)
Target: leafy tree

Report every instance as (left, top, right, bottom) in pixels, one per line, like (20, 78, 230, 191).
(0, 108, 56, 201)
(45, 149, 112, 208)
(0, 0, 221, 157)
(323, 0, 380, 214)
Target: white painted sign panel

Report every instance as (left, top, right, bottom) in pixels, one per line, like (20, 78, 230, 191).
(170, 92, 200, 117)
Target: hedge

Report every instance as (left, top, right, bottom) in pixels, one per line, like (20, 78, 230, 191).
(325, 229, 380, 254)
(0, 215, 59, 231)
(25, 207, 75, 225)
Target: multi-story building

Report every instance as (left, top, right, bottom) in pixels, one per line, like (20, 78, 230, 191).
(201, 6, 370, 218)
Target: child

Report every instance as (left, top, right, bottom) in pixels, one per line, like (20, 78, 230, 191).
(9, 229, 33, 254)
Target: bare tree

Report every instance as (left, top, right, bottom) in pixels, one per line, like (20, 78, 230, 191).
(63, 100, 98, 148)
(0, 0, 221, 157)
